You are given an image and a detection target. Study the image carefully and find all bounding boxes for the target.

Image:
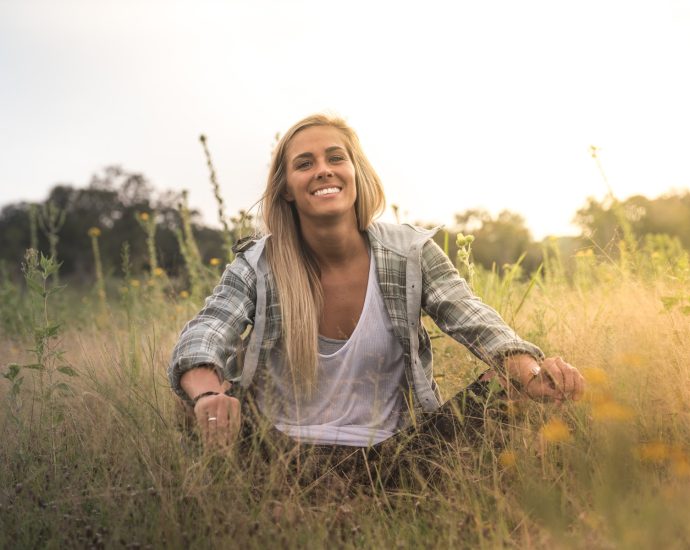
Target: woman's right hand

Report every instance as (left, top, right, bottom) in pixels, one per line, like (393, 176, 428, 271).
(180, 367, 241, 448)
(193, 392, 242, 448)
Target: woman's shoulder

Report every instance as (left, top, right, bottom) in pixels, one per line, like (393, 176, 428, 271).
(230, 234, 269, 267)
(367, 222, 441, 255)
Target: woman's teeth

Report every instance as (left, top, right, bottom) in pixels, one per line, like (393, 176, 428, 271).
(313, 187, 341, 196)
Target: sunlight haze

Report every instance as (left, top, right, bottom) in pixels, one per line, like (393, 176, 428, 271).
(1, 0, 689, 239)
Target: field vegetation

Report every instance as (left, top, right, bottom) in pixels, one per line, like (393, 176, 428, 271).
(1, 152, 690, 548)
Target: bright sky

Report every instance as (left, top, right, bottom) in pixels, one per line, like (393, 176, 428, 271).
(2, 0, 690, 239)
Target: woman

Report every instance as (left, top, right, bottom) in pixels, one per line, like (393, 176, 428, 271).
(169, 114, 584, 456)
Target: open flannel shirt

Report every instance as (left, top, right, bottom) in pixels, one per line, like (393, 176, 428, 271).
(169, 222, 544, 412)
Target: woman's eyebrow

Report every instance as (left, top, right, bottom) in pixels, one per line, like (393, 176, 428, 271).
(290, 146, 346, 163)
(291, 152, 314, 162)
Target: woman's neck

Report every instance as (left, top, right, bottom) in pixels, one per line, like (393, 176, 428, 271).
(299, 215, 368, 270)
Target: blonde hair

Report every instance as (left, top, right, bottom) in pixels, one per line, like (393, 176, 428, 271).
(261, 114, 385, 394)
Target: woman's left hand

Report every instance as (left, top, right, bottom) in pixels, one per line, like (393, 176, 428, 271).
(524, 356, 585, 402)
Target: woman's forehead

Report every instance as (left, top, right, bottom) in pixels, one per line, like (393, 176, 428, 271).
(287, 126, 348, 159)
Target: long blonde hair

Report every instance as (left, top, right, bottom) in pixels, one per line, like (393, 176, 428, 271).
(261, 114, 385, 394)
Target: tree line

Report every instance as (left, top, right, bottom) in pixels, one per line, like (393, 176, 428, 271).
(2, 165, 689, 284)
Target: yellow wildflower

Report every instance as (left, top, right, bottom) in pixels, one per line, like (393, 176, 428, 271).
(540, 418, 571, 443)
(672, 458, 690, 478)
(498, 450, 517, 468)
(139, 212, 150, 221)
(637, 441, 669, 463)
(582, 367, 608, 386)
(209, 257, 222, 267)
(130, 279, 140, 288)
(88, 227, 101, 238)
(153, 267, 165, 277)
(592, 399, 634, 422)
(179, 290, 190, 299)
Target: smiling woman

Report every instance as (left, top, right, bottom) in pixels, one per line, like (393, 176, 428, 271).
(168, 113, 584, 485)
(281, 126, 358, 228)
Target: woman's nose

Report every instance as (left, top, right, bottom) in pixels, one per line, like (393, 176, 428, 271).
(315, 162, 333, 179)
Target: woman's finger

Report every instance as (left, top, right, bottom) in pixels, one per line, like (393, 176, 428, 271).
(527, 371, 560, 401)
(194, 394, 220, 446)
(555, 357, 586, 400)
(206, 411, 220, 445)
(541, 358, 566, 399)
(194, 394, 242, 448)
(556, 357, 576, 397)
(226, 398, 241, 446)
(568, 363, 586, 400)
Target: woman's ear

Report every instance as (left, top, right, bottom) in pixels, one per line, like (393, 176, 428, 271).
(282, 188, 295, 202)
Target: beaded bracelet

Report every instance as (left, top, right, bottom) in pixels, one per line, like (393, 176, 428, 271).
(191, 391, 220, 406)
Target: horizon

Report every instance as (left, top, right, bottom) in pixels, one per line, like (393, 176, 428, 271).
(2, 169, 686, 241)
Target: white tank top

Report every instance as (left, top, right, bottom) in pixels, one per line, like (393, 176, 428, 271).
(255, 253, 407, 446)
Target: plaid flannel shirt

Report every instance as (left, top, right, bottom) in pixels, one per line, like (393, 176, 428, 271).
(169, 222, 544, 412)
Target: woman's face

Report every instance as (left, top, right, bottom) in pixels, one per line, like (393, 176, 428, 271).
(283, 125, 357, 226)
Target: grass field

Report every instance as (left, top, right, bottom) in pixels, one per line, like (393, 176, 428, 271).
(1, 238, 690, 549)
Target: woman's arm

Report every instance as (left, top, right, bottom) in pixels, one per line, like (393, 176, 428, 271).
(420, 239, 585, 401)
(420, 239, 543, 369)
(169, 255, 257, 404)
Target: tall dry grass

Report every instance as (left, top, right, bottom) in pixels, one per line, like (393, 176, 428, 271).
(1, 240, 690, 549)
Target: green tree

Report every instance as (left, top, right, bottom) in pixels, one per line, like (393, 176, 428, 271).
(452, 209, 541, 274)
(574, 192, 690, 253)
(0, 166, 232, 282)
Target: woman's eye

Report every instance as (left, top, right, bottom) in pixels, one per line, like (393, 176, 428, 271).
(296, 160, 312, 170)
(330, 155, 345, 163)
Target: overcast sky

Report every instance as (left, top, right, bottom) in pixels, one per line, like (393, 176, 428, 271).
(2, 0, 690, 239)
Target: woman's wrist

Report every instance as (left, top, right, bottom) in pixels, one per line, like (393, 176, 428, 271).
(180, 365, 224, 404)
(503, 354, 541, 392)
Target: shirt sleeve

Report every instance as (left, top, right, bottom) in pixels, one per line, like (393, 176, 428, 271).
(420, 239, 544, 370)
(168, 254, 257, 401)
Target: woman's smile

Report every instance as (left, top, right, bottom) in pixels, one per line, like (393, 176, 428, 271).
(312, 187, 342, 197)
